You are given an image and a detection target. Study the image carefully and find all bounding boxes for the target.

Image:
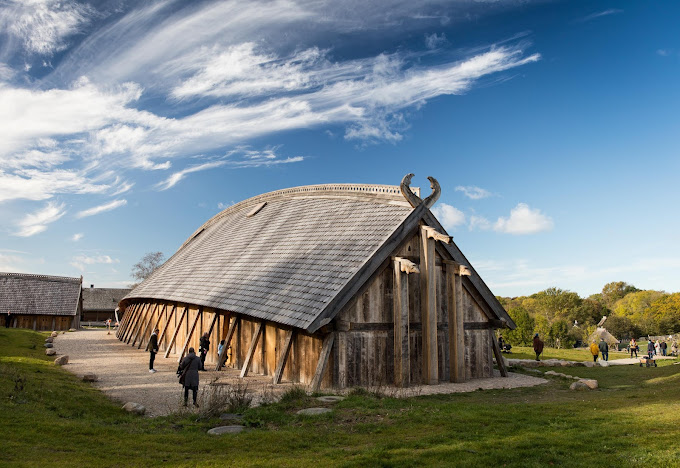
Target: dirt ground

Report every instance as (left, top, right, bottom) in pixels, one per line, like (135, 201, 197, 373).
(54, 328, 547, 417)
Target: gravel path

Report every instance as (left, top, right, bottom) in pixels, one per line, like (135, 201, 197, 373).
(55, 329, 547, 417)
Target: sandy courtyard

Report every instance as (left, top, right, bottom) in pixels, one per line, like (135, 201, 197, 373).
(54, 328, 547, 417)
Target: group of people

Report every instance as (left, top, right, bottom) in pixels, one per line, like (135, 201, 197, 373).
(589, 338, 609, 362)
(146, 329, 218, 407)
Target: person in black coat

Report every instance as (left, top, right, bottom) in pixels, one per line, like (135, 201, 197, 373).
(199, 332, 210, 371)
(179, 348, 201, 407)
(148, 328, 159, 373)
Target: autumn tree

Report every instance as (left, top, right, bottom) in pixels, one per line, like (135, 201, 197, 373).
(600, 281, 639, 308)
(505, 307, 535, 346)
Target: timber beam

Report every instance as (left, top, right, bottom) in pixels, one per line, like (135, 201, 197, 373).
(178, 307, 203, 362)
(216, 315, 239, 371)
(420, 225, 438, 385)
(240, 321, 263, 378)
(310, 333, 335, 392)
(273, 329, 295, 384)
(444, 259, 466, 383)
(393, 257, 414, 387)
(422, 225, 452, 244)
(164, 306, 188, 358)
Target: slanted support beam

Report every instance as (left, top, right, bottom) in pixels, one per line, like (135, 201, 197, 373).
(128, 303, 150, 345)
(131, 303, 153, 347)
(489, 329, 508, 377)
(216, 315, 239, 371)
(179, 307, 203, 362)
(420, 225, 438, 385)
(118, 304, 136, 339)
(121, 303, 141, 342)
(240, 321, 263, 378)
(273, 329, 295, 384)
(445, 260, 466, 383)
(310, 333, 335, 392)
(157, 304, 177, 351)
(393, 257, 415, 388)
(144, 303, 166, 351)
(164, 306, 188, 358)
(138, 303, 159, 349)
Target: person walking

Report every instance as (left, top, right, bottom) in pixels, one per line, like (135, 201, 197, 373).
(654, 340, 661, 356)
(661, 340, 667, 356)
(647, 340, 654, 360)
(148, 328, 159, 373)
(589, 341, 599, 362)
(199, 332, 210, 371)
(533, 333, 544, 361)
(179, 347, 201, 407)
(630, 338, 638, 358)
(598, 338, 609, 361)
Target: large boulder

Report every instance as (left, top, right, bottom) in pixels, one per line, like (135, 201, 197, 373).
(583, 361, 595, 368)
(54, 355, 69, 366)
(122, 402, 146, 415)
(45, 349, 56, 356)
(580, 379, 599, 390)
(45, 337, 53, 343)
(82, 373, 98, 382)
(208, 425, 245, 435)
(570, 381, 590, 391)
(598, 360, 610, 368)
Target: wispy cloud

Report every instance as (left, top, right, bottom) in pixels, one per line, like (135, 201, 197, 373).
(76, 199, 127, 218)
(71, 233, 83, 241)
(493, 203, 553, 234)
(70, 254, 119, 271)
(155, 161, 228, 191)
(15, 201, 66, 236)
(455, 185, 491, 200)
(425, 32, 446, 50)
(576, 9, 623, 23)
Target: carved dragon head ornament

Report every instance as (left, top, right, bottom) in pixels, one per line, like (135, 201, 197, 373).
(399, 173, 441, 209)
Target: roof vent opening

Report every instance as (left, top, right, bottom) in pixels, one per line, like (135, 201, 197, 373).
(246, 202, 267, 218)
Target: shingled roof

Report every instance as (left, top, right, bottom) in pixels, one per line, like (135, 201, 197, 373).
(83, 288, 131, 311)
(0, 273, 81, 316)
(123, 183, 512, 332)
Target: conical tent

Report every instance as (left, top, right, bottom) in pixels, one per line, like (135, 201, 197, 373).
(589, 327, 620, 345)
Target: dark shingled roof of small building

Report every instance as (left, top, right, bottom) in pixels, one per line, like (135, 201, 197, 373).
(0, 272, 81, 316)
(82, 288, 131, 311)
(123, 183, 513, 332)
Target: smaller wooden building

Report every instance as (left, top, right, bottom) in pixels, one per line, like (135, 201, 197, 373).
(0, 272, 82, 330)
(82, 287, 131, 322)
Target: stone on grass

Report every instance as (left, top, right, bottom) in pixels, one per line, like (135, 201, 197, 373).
(54, 355, 69, 366)
(297, 407, 332, 416)
(51, 331, 58, 337)
(44, 343, 53, 348)
(544, 370, 558, 376)
(580, 379, 598, 390)
(570, 381, 590, 391)
(208, 425, 245, 435)
(45, 337, 53, 343)
(122, 402, 146, 415)
(521, 360, 540, 368)
(82, 373, 98, 382)
(572, 362, 586, 367)
(316, 396, 345, 403)
(45, 349, 56, 356)
(598, 360, 610, 368)
(583, 361, 595, 368)
(68, 328, 76, 332)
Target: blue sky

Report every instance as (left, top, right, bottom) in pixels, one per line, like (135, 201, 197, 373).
(1, 0, 678, 297)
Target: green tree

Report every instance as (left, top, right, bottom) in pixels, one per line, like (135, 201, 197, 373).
(531, 287, 582, 322)
(505, 307, 535, 346)
(604, 315, 639, 340)
(550, 319, 573, 348)
(649, 293, 680, 335)
(571, 298, 607, 327)
(600, 281, 639, 308)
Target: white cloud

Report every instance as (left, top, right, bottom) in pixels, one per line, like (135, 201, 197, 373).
(70, 254, 119, 271)
(577, 9, 623, 23)
(656, 49, 672, 57)
(425, 32, 446, 49)
(76, 199, 127, 218)
(469, 214, 492, 231)
(155, 161, 228, 191)
(71, 232, 83, 241)
(15, 201, 66, 236)
(0, 168, 109, 203)
(0, 0, 94, 55)
(493, 203, 553, 235)
(455, 185, 491, 200)
(431, 202, 465, 231)
(110, 180, 134, 196)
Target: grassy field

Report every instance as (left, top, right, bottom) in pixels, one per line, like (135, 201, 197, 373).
(509, 345, 635, 361)
(2, 328, 679, 467)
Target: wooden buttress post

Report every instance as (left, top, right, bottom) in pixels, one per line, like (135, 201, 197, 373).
(419, 225, 438, 385)
(157, 304, 177, 352)
(164, 306, 187, 359)
(120, 303, 139, 342)
(393, 257, 413, 387)
(240, 321, 263, 378)
(445, 260, 466, 383)
(131, 303, 152, 347)
(126, 303, 149, 345)
(138, 303, 159, 349)
(310, 333, 335, 392)
(178, 307, 203, 362)
(273, 329, 295, 384)
(216, 315, 239, 371)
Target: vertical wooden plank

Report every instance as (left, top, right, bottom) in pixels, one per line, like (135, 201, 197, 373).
(419, 226, 438, 384)
(157, 304, 176, 352)
(273, 329, 294, 384)
(178, 307, 202, 362)
(216, 315, 238, 370)
(144, 303, 167, 351)
(310, 333, 335, 392)
(164, 306, 187, 358)
(240, 321, 263, 378)
(393, 259, 410, 387)
(446, 262, 464, 383)
(131, 303, 152, 347)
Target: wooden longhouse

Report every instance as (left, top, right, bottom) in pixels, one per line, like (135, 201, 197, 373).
(118, 175, 515, 390)
(0, 272, 82, 330)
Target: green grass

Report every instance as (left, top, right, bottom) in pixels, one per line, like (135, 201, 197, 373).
(509, 345, 634, 361)
(2, 328, 680, 467)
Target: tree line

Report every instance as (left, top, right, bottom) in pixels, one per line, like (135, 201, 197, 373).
(497, 281, 680, 347)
